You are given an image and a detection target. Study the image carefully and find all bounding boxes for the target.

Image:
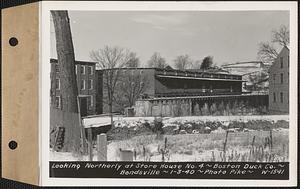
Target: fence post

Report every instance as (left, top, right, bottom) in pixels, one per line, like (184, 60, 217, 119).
(87, 127, 93, 161)
(97, 133, 107, 161)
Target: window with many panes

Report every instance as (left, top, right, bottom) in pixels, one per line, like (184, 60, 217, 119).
(81, 65, 85, 74)
(81, 79, 85, 90)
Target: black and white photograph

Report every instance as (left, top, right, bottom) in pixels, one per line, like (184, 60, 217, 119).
(42, 1, 297, 186)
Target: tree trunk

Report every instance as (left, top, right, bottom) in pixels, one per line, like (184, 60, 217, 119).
(51, 11, 81, 153)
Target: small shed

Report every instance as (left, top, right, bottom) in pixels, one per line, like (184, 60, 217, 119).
(83, 116, 112, 140)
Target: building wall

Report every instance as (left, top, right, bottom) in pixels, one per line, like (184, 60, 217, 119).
(154, 77, 242, 97)
(135, 95, 268, 117)
(50, 59, 97, 116)
(268, 46, 289, 114)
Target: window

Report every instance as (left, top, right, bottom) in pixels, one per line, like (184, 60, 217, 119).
(55, 78, 60, 90)
(81, 79, 85, 90)
(273, 74, 276, 81)
(55, 64, 59, 73)
(280, 57, 283, 68)
(88, 79, 93, 90)
(90, 96, 93, 107)
(88, 66, 93, 75)
(273, 92, 276, 102)
(87, 96, 93, 107)
(280, 92, 283, 103)
(280, 73, 284, 84)
(81, 65, 85, 74)
(55, 96, 61, 109)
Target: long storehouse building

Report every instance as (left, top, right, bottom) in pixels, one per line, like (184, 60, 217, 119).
(94, 67, 260, 117)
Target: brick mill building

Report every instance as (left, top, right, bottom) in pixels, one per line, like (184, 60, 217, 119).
(268, 46, 290, 114)
(50, 58, 98, 116)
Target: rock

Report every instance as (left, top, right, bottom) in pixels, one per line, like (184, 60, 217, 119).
(227, 128, 235, 133)
(204, 127, 211, 134)
(179, 130, 187, 134)
(212, 127, 226, 134)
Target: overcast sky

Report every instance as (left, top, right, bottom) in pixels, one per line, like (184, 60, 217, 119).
(50, 11, 289, 66)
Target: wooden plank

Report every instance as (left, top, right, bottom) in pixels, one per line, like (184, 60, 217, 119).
(2, 2, 39, 185)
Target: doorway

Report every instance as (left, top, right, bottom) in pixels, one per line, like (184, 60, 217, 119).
(79, 97, 88, 117)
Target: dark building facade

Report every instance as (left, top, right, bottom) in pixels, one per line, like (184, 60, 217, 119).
(50, 59, 98, 116)
(269, 46, 289, 114)
(95, 68, 244, 115)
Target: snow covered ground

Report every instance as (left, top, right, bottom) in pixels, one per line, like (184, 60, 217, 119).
(51, 115, 289, 161)
(83, 115, 289, 128)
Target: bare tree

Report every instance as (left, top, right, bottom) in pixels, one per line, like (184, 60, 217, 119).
(258, 25, 289, 63)
(173, 54, 193, 70)
(125, 52, 140, 68)
(272, 25, 289, 47)
(114, 71, 148, 111)
(90, 46, 131, 126)
(147, 52, 167, 68)
(200, 56, 214, 70)
(190, 59, 202, 69)
(257, 42, 279, 63)
(51, 11, 81, 153)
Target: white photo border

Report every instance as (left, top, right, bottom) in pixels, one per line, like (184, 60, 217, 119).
(40, 1, 298, 186)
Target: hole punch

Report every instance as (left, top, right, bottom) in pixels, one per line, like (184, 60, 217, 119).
(8, 140, 18, 150)
(9, 37, 18, 46)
